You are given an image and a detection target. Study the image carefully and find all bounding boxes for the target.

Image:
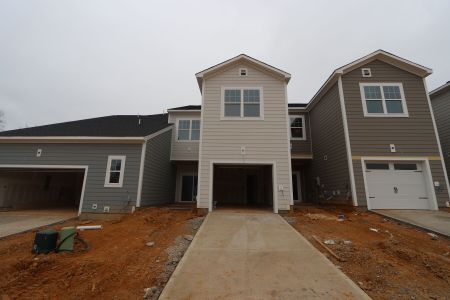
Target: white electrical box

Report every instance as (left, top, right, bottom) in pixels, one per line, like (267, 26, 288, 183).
(278, 184, 284, 191)
(390, 144, 396, 153)
(240, 146, 246, 155)
(434, 181, 440, 187)
(92, 203, 97, 209)
(103, 206, 110, 213)
(36, 148, 42, 157)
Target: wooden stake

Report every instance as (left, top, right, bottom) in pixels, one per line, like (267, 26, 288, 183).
(312, 235, 346, 262)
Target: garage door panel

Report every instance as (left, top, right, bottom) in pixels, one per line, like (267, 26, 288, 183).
(365, 161, 431, 210)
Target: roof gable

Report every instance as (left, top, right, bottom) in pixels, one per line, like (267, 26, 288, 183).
(195, 54, 291, 91)
(430, 81, 450, 99)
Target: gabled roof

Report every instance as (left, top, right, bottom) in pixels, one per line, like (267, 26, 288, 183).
(307, 50, 433, 110)
(195, 54, 291, 91)
(0, 114, 170, 138)
(429, 81, 450, 99)
(167, 105, 201, 112)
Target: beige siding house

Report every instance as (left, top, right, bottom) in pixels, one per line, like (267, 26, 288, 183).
(165, 51, 449, 213)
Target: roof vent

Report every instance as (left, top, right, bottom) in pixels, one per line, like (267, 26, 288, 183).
(239, 68, 247, 76)
(362, 68, 372, 77)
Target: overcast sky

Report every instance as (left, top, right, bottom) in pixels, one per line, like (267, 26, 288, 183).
(0, 0, 449, 130)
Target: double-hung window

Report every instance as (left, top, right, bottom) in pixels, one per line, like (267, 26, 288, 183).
(360, 83, 408, 117)
(290, 115, 306, 140)
(104, 155, 126, 187)
(223, 88, 262, 119)
(177, 120, 200, 141)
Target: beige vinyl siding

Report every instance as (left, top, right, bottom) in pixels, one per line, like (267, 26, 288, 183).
(289, 112, 312, 155)
(309, 83, 351, 202)
(431, 88, 450, 177)
(342, 60, 448, 207)
(141, 129, 175, 206)
(197, 61, 292, 211)
(168, 112, 200, 161)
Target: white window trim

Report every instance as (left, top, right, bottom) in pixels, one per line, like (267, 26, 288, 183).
(289, 115, 306, 141)
(104, 155, 126, 188)
(220, 86, 264, 120)
(359, 82, 409, 117)
(176, 119, 201, 142)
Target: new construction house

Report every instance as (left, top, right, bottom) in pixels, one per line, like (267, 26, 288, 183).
(1, 50, 449, 216)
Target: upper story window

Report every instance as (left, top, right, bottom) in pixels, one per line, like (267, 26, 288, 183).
(177, 120, 200, 141)
(290, 115, 306, 140)
(223, 88, 262, 119)
(360, 83, 408, 117)
(104, 155, 126, 187)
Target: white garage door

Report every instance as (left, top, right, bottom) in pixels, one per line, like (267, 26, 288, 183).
(365, 161, 431, 210)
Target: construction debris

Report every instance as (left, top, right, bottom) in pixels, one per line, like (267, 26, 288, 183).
(369, 228, 379, 233)
(183, 235, 193, 241)
(427, 233, 439, 240)
(76, 225, 102, 230)
(312, 235, 346, 262)
(324, 239, 335, 245)
(146, 241, 155, 247)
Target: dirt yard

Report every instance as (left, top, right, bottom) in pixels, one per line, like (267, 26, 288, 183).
(0, 207, 203, 300)
(287, 206, 450, 300)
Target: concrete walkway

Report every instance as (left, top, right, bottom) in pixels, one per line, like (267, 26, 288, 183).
(373, 209, 450, 237)
(160, 210, 370, 299)
(0, 210, 77, 238)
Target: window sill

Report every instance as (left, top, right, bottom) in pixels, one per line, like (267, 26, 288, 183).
(363, 113, 409, 118)
(220, 117, 264, 121)
(104, 184, 124, 188)
(291, 138, 307, 141)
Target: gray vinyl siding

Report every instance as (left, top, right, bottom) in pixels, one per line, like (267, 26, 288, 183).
(168, 112, 200, 161)
(198, 61, 292, 210)
(342, 59, 449, 207)
(289, 112, 312, 155)
(309, 83, 351, 202)
(141, 129, 175, 205)
(0, 143, 142, 213)
(431, 88, 450, 177)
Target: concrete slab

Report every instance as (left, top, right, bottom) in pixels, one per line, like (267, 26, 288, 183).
(0, 210, 77, 238)
(373, 209, 450, 237)
(159, 210, 370, 299)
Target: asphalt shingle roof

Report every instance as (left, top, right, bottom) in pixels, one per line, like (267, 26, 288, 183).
(0, 114, 170, 137)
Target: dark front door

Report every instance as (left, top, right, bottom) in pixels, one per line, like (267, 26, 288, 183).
(181, 175, 198, 202)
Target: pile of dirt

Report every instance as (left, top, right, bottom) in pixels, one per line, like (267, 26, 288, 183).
(0, 207, 203, 300)
(287, 206, 450, 300)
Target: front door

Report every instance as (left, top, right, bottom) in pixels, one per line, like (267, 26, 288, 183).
(292, 171, 302, 202)
(181, 175, 198, 202)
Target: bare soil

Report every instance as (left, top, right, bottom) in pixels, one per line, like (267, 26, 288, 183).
(0, 207, 203, 300)
(287, 206, 450, 300)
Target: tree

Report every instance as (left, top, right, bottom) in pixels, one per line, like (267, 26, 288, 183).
(0, 110, 4, 131)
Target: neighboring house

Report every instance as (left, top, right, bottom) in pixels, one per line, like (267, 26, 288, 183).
(0, 114, 174, 216)
(1, 50, 449, 215)
(430, 81, 450, 180)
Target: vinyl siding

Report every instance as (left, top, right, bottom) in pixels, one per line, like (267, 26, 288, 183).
(198, 61, 292, 211)
(309, 83, 351, 202)
(168, 112, 200, 161)
(342, 60, 449, 207)
(141, 129, 175, 206)
(0, 143, 142, 213)
(431, 88, 450, 177)
(289, 112, 312, 155)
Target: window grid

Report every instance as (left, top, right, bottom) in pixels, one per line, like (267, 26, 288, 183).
(177, 120, 200, 141)
(290, 116, 305, 140)
(224, 88, 261, 118)
(361, 83, 407, 116)
(104, 156, 126, 187)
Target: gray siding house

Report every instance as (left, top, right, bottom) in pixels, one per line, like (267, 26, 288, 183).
(1, 50, 449, 215)
(0, 114, 174, 215)
(430, 82, 450, 179)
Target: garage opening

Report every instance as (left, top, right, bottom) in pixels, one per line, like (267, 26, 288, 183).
(213, 164, 273, 209)
(0, 168, 85, 212)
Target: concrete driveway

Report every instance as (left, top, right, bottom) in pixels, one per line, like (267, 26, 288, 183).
(373, 209, 450, 237)
(0, 210, 77, 238)
(159, 210, 370, 299)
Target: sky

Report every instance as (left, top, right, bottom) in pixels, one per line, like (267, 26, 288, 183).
(0, 0, 449, 131)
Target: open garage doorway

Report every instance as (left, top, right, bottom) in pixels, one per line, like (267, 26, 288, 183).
(213, 164, 273, 210)
(0, 167, 86, 214)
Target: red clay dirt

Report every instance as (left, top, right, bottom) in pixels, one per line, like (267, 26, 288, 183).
(0, 207, 200, 300)
(288, 206, 450, 300)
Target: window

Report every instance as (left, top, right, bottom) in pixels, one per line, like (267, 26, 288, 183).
(105, 155, 126, 187)
(394, 163, 418, 171)
(223, 88, 262, 119)
(360, 83, 408, 117)
(239, 68, 247, 76)
(366, 163, 389, 170)
(290, 115, 306, 140)
(177, 120, 200, 141)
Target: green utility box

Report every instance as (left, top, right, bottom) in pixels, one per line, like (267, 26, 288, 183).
(58, 227, 76, 251)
